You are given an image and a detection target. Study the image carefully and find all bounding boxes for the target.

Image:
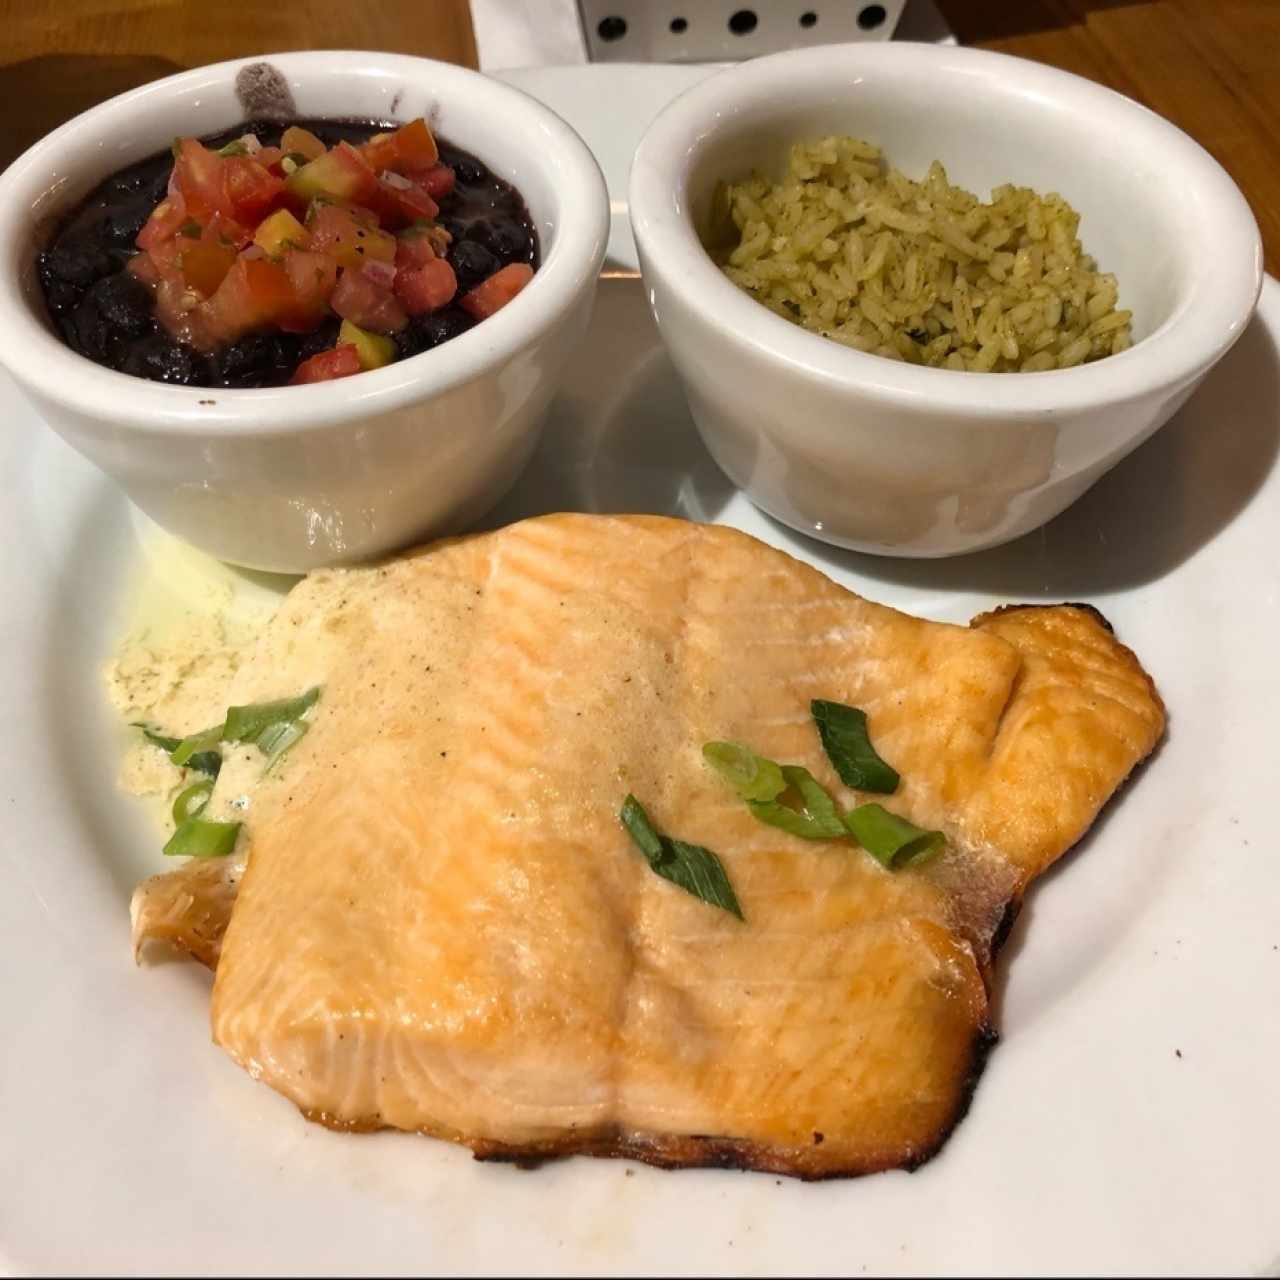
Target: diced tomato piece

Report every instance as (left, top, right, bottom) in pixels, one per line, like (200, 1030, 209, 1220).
(172, 138, 229, 221)
(202, 211, 253, 252)
(305, 204, 396, 269)
(143, 232, 187, 276)
(361, 118, 439, 176)
(330, 268, 408, 333)
(144, 211, 247, 288)
(281, 126, 326, 162)
(153, 243, 186, 277)
(278, 249, 338, 332)
(415, 163, 456, 201)
(180, 240, 237, 297)
(254, 146, 284, 174)
(459, 263, 533, 320)
(392, 119, 439, 170)
(286, 141, 379, 205)
(361, 131, 400, 174)
(291, 344, 361, 384)
(151, 274, 218, 351)
(203, 256, 295, 343)
(127, 252, 161, 287)
(395, 257, 458, 316)
(373, 177, 438, 228)
(154, 275, 196, 339)
(224, 156, 285, 223)
(136, 194, 188, 251)
(395, 230, 437, 270)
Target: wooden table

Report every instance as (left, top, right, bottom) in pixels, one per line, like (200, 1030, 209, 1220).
(2, 0, 1276, 273)
(935, 0, 1280, 275)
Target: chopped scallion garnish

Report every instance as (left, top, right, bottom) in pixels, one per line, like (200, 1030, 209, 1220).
(171, 780, 214, 826)
(700, 724, 937, 873)
(620, 793, 664, 859)
(256, 718, 309, 765)
(135, 725, 181, 754)
(747, 764, 847, 839)
(620, 795, 743, 920)
(811, 700, 900, 794)
(843, 804, 945, 869)
(134, 723, 220, 776)
(223, 687, 320, 760)
(169, 723, 224, 768)
(163, 816, 241, 859)
(702, 740, 786, 802)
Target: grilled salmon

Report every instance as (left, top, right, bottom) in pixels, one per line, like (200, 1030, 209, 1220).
(132, 514, 1164, 1177)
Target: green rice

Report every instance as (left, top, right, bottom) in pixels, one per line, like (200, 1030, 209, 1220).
(714, 136, 1132, 373)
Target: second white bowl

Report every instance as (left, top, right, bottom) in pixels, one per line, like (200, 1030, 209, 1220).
(629, 43, 1262, 558)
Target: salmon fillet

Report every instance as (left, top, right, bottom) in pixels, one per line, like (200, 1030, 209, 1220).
(133, 514, 1164, 1177)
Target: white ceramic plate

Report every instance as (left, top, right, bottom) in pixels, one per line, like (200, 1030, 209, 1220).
(3, 65, 1280, 1276)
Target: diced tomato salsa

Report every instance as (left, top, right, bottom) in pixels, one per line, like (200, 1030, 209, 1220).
(117, 118, 536, 384)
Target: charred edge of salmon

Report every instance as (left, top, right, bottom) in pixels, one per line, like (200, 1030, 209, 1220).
(296, 1020, 1000, 1179)
(989, 896, 1023, 963)
(299, 1023, 999, 1182)
(900, 1021, 1000, 1173)
(973, 601, 1116, 634)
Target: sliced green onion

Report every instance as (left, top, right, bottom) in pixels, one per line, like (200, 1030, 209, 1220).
(844, 803, 945, 870)
(134, 724, 181, 753)
(620, 795, 743, 920)
(216, 139, 250, 157)
(135, 722, 221, 777)
(171, 780, 214, 825)
(702, 741, 786, 802)
(257, 718, 309, 766)
(169, 723, 224, 768)
(811, 700, 900, 794)
(620, 793, 664, 859)
(163, 816, 241, 859)
(224, 687, 320, 761)
(747, 765, 846, 839)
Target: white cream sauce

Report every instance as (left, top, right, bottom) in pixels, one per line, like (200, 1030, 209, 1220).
(104, 518, 294, 840)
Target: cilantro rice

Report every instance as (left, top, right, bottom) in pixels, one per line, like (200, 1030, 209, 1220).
(715, 136, 1132, 373)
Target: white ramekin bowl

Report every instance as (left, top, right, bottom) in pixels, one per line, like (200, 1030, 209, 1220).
(0, 51, 608, 572)
(629, 43, 1263, 558)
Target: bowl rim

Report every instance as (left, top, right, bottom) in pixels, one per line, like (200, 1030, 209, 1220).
(0, 49, 609, 435)
(628, 41, 1264, 418)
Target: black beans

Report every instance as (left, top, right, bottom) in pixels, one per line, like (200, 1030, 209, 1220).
(470, 216, 532, 263)
(448, 239, 501, 292)
(40, 238, 114, 288)
(394, 307, 475, 359)
(39, 276, 82, 318)
(213, 333, 304, 387)
(39, 119, 538, 387)
(97, 203, 151, 249)
(68, 302, 118, 363)
(297, 316, 343, 361)
(85, 272, 153, 335)
(439, 147, 486, 186)
(119, 335, 202, 385)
